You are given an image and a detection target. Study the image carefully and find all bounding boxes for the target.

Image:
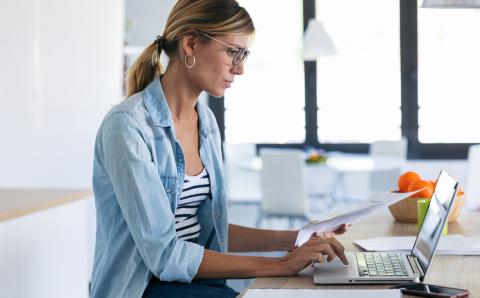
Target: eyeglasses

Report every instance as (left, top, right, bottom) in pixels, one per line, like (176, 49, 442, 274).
(200, 32, 250, 66)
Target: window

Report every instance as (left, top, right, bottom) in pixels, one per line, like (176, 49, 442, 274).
(315, 0, 401, 143)
(211, 0, 475, 158)
(418, 6, 480, 143)
(224, 0, 305, 144)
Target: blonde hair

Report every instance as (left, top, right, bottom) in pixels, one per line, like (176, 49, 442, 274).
(126, 0, 255, 97)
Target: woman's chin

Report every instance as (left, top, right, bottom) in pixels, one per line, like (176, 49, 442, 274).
(207, 89, 226, 98)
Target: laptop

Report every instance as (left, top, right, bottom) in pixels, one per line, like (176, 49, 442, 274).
(313, 170, 459, 284)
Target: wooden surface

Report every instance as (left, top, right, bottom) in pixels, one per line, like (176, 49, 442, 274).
(248, 211, 480, 297)
(0, 188, 92, 222)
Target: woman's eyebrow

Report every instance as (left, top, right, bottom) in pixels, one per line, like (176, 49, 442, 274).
(229, 43, 248, 49)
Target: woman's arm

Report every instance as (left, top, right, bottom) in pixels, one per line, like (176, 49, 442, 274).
(228, 224, 297, 252)
(196, 235, 348, 279)
(227, 223, 349, 253)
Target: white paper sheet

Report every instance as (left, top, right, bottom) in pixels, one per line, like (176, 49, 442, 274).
(354, 234, 480, 255)
(243, 289, 402, 298)
(295, 190, 423, 246)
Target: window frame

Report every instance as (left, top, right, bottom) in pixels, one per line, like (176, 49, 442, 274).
(209, 0, 475, 160)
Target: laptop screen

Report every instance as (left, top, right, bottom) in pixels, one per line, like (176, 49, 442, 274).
(411, 170, 459, 276)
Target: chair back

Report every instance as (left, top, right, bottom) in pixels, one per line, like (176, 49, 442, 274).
(467, 144, 480, 210)
(370, 137, 407, 158)
(260, 148, 309, 216)
(369, 138, 407, 192)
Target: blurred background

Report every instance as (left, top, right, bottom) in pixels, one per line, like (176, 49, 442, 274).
(0, 0, 479, 297)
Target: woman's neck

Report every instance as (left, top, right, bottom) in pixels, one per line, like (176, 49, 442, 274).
(161, 64, 200, 123)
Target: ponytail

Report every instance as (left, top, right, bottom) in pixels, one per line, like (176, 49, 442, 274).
(126, 37, 164, 97)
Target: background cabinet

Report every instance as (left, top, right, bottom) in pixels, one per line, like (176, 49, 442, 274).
(0, 196, 94, 298)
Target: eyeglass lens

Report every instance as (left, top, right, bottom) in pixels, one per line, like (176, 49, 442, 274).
(233, 48, 248, 66)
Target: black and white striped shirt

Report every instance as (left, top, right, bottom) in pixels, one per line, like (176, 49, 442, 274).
(175, 168, 211, 242)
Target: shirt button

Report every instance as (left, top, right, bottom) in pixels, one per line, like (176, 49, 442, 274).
(219, 241, 224, 247)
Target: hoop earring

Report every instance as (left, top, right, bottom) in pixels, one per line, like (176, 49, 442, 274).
(184, 55, 196, 68)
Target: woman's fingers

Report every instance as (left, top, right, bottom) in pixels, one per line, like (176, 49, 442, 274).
(327, 238, 349, 265)
(317, 244, 336, 262)
(313, 252, 325, 263)
(302, 240, 335, 260)
(333, 223, 349, 235)
(304, 237, 349, 265)
(313, 225, 348, 238)
(313, 231, 334, 239)
(279, 236, 350, 276)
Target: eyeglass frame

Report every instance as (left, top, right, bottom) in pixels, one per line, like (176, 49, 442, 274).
(199, 32, 250, 66)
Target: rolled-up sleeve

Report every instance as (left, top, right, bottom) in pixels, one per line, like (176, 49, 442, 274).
(99, 112, 204, 282)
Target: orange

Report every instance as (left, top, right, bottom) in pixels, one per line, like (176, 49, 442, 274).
(398, 171, 421, 192)
(458, 186, 464, 196)
(408, 179, 434, 199)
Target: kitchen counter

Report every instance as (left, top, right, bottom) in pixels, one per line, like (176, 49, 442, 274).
(0, 188, 92, 222)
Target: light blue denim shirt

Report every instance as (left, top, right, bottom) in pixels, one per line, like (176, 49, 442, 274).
(90, 78, 228, 298)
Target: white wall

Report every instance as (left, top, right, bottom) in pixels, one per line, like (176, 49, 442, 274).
(0, 0, 124, 188)
(125, 0, 175, 46)
(0, 1, 123, 296)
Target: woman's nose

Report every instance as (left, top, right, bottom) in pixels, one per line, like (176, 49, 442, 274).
(231, 62, 245, 75)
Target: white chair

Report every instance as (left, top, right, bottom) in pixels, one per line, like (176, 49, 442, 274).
(466, 144, 480, 210)
(223, 142, 261, 205)
(369, 138, 407, 192)
(370, 138, 408, 158)
(256, 148, 311, 228)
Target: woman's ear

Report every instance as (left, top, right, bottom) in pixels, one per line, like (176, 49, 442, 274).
(181, 34, 196, 56)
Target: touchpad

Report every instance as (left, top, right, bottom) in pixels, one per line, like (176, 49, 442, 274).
(313, 254, 356, 284)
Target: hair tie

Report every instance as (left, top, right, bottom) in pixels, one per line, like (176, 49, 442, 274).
(154, 35, 164, 51)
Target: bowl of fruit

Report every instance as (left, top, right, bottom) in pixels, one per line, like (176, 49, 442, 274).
(388, 171, 465, 223)
(305, 148, 328, 164)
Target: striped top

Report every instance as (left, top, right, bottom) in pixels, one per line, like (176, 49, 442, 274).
(175, 168, 211, 242)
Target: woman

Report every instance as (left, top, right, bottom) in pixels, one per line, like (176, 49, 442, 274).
(91, 1, 348, 297)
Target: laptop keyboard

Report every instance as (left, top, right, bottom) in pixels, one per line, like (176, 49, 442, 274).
(355, 253, 409, 277)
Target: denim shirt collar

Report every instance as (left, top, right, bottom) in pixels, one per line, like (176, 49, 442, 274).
(143, 78, 210, 138)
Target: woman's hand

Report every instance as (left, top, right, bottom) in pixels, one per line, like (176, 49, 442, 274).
(311, 223, 350, 237)
(275, 234, 348, 276)
(332, 223, 350, 235)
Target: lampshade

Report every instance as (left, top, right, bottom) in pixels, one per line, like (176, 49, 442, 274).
(303, 19, 336, 60)
(422, 0, 480, 8)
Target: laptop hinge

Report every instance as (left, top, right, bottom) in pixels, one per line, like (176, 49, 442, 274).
(407, 255, 425, 277)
